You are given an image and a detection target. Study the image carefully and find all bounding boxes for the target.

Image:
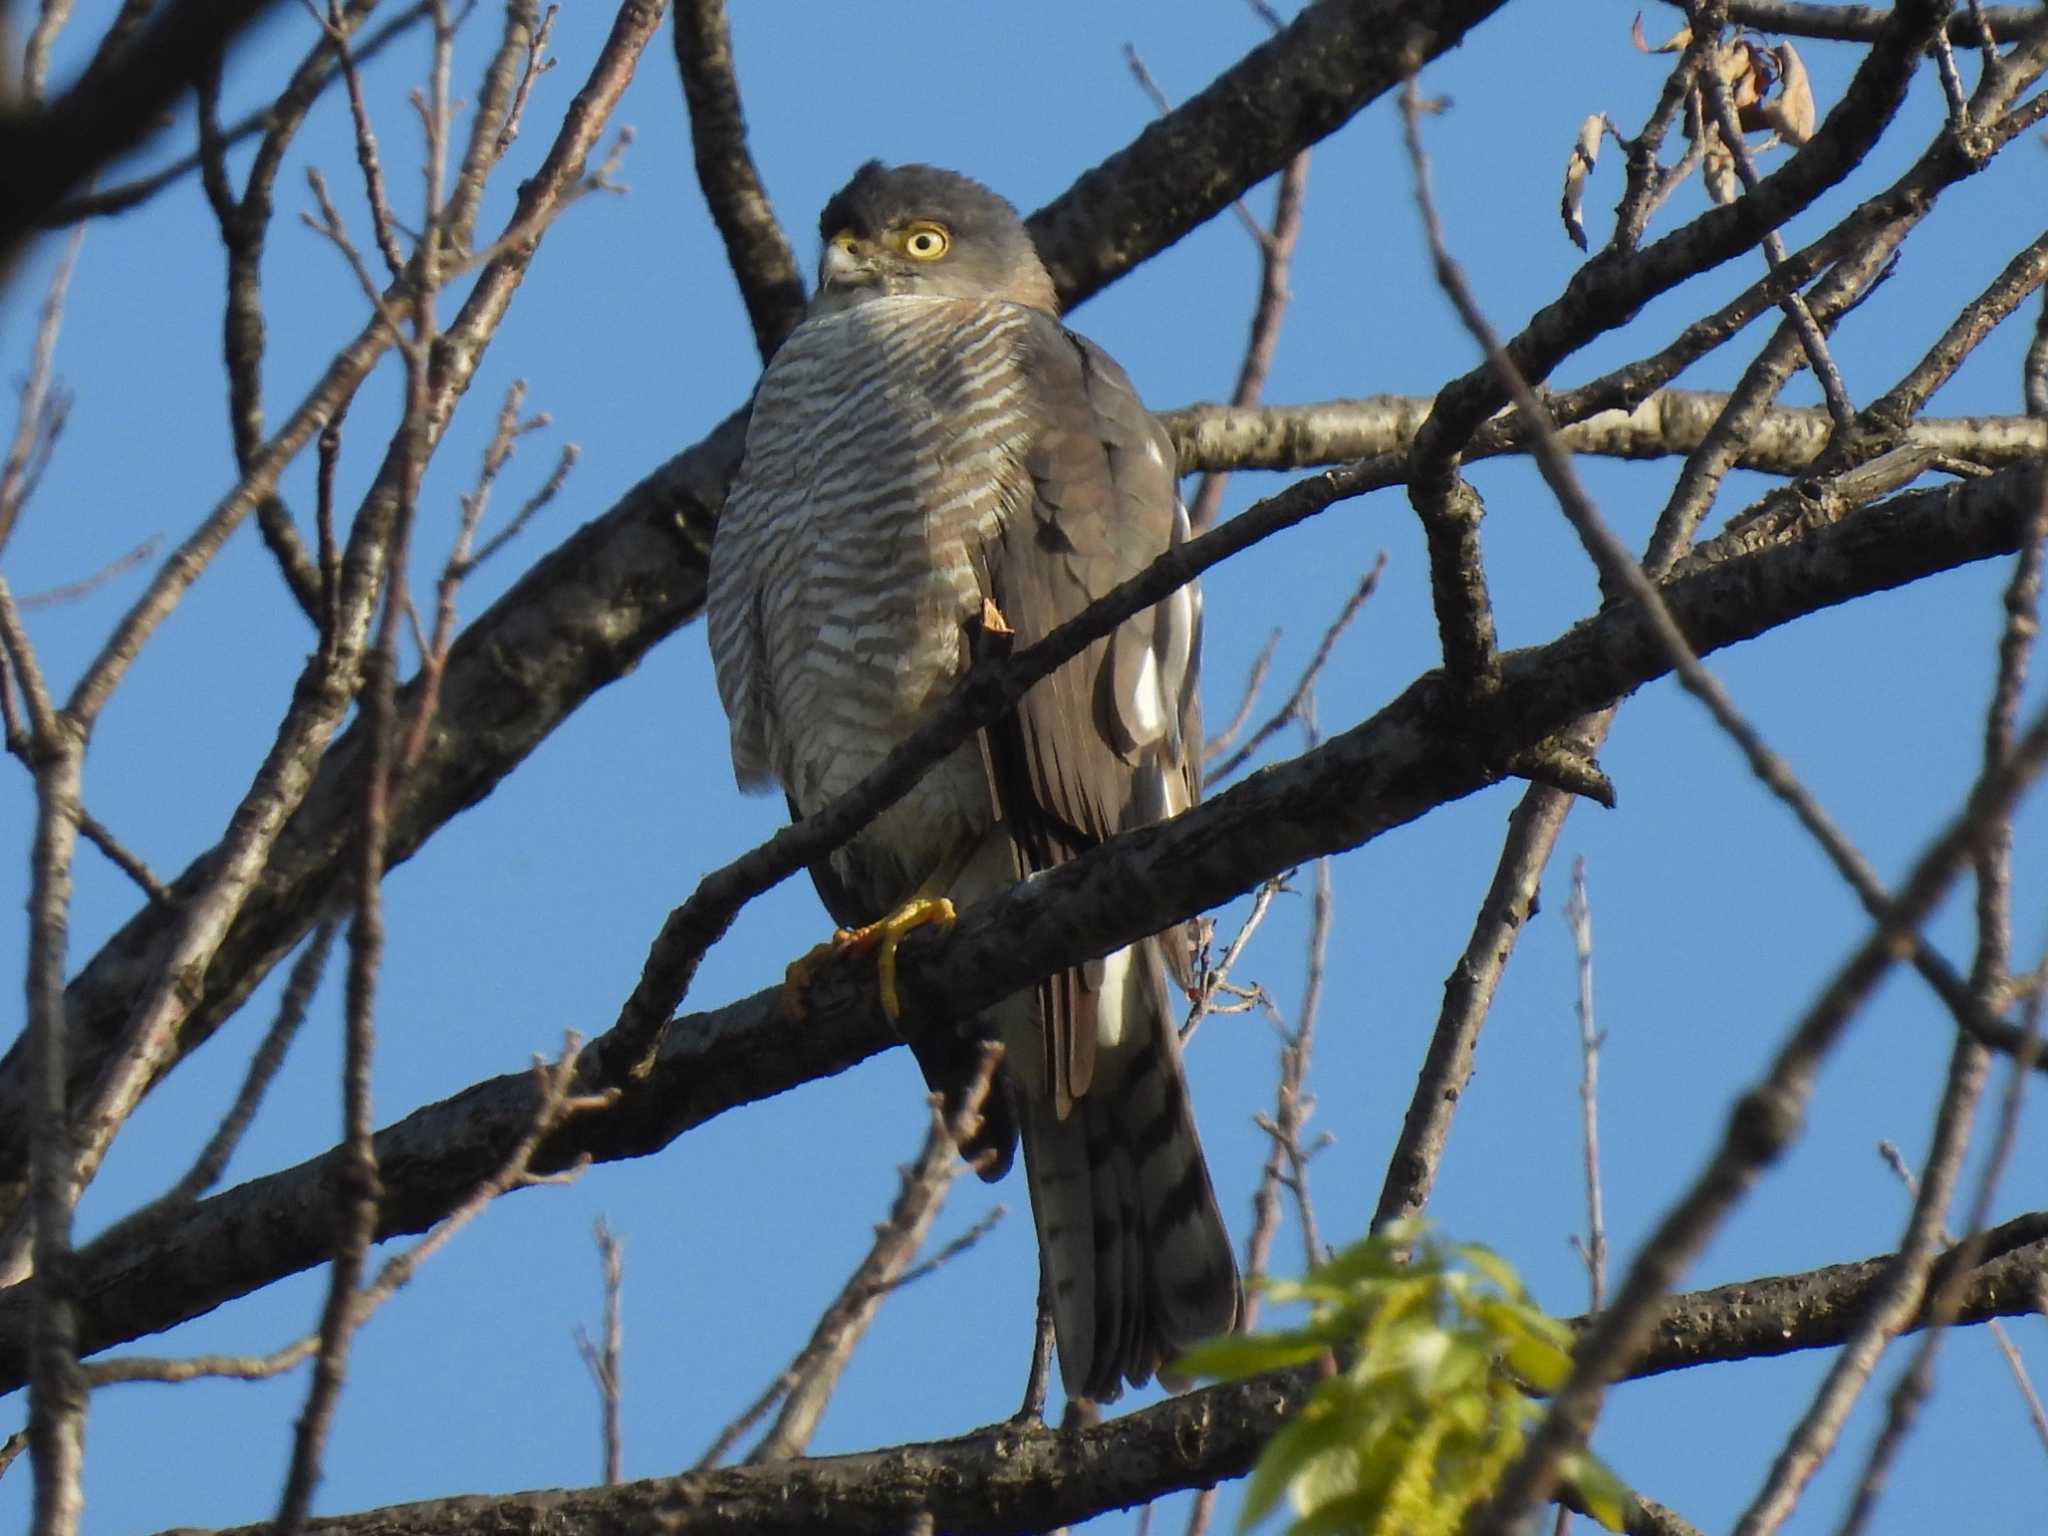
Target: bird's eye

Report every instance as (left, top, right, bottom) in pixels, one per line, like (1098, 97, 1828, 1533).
(901, 222, 950, 260)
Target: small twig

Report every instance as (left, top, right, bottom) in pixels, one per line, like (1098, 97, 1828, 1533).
(1201, 629, 1278, 765)
(397, 381, 561, 774)
(1565, 858, 1608, 1313)
(498, 4, 559, 155)
(462, 442, 576, 572)
(316, 419, 343, 651)
(72, 806, 168, 903)
(1734, 1030, 1993, 1536)
(1123, 44, 1264, 246)
(1126, 2, 1306, 538)
(20, 0, 78, 101)
(1207, 557, 1383, 781)
(304, 0, 408, 284)
(1184, 873, 1286, 1044)
(83, 1337, 321, 1388)
(17, 536, 162, 611)
(1285, 856, 1332, 1271)
(195, 52, 326, 625)
(302, 166, 407, 337)
(1931, 25, 1973, 127)
(1830, 496, 2048, 1532)
(573, 1217, 625, 1486)
(357, 1041, 617, 1312)
(698, 1049, 1004, 1469)
(0, 217, 88, 559)
(82, 1038, 611, 1390)
(879, 1204, 1006, 1298)
(1835, 960, 2045, 1536)
(1878, 1141, 2048, 1453)
(119, 920, 339, 1247)
(0, 1424, 26, 1481)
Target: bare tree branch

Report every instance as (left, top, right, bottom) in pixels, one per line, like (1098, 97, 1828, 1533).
(121, 1221, 2048, 1536)
(573, 1217, 624, 1486)
(4, 456, 2041, 1388)
(0, 0, 294, 263)
(671, 0, 805, 360)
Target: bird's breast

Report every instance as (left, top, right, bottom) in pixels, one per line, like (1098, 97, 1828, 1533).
(736, 297, 1039, 820)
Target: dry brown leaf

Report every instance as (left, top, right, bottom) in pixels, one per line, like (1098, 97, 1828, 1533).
(1722, 39, 1771, 122)
(1633, 13, 1690, 54)
(1761, 42, 1815, 145)
(1561, 114, 1605, 250)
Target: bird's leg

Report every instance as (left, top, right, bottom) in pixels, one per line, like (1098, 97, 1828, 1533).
(782, 895, 958, 1021)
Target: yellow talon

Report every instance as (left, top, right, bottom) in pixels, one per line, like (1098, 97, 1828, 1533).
(785, 897, 958, 1021)
(841, 896, 957, 1019)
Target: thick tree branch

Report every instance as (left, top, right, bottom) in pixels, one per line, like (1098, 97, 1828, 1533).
(0, 0, 291, 265)
(3, 456, 2038, 1390)
(134, 1222, 2048, 1536)
(1707, 2, 2039, 45)
(672, 0, 807, 360)
(1026, 0, 1510, 309)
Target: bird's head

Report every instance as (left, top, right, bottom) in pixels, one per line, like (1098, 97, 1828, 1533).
(810, 161, 1058, 317)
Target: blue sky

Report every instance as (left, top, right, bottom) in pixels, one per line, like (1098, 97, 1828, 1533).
(2, 2, 2044, 1532)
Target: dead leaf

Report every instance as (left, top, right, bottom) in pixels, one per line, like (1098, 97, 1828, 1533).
(1561, 114, 1605, 251)
(1761, 43, 1815, 145)
(1633, 13, 1690, 53)
(1723, 39, 1772, 124)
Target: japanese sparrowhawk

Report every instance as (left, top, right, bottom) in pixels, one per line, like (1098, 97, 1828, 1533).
(706, 162, 1239, 1401)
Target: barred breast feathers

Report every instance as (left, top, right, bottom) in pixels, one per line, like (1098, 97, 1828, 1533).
(716, 297, 1045, 815)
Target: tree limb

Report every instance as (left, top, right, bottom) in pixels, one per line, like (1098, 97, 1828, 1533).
(3, 456, 2038, 1391)
(134, 1221, 2048, 1536)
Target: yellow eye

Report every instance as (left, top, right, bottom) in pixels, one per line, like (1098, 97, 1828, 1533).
(900, 222, 950, 260)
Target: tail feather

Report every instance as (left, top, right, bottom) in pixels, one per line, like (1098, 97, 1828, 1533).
(1011, 938, 1240, 1402)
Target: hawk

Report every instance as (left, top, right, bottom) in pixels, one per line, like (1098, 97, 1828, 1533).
(706, 161, 1239, 1401)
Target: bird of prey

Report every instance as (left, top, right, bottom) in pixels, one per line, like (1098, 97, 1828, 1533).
(706, 161, 1239, 1402)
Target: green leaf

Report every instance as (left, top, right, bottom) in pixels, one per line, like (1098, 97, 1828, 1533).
(1410, 1329, 1488, 1397)
(1287, 1491, 1384, 1536)
(1175, 1333, 1330, 1382)
(1558, 1448, 1634, 1532)
(1453, 1241, 1528, 1301)
(1472, 1298, 1574, 1392)
(1239, 1402, 1361, 1531)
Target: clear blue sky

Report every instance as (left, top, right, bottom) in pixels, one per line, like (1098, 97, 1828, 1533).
(1, 2, 2043, 1532)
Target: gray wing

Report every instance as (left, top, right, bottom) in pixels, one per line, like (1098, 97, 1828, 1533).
(978, 317, 1235, 1398)
(975, 318, 1203, 1117)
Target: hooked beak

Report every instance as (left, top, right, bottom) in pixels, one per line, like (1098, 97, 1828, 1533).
(820, 235, 878, 291)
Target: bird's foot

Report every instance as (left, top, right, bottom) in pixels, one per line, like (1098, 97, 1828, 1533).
(836, 896, 957, 1019)
(781, 897, 958, 1022)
